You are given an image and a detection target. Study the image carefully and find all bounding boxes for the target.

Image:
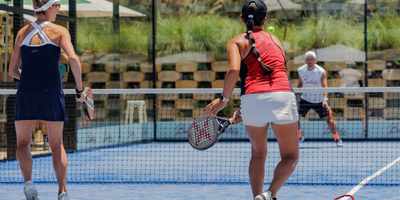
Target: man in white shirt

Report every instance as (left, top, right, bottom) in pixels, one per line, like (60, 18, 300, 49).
(297, 51, 343, 147)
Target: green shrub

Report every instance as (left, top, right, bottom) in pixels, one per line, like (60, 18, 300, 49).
(288, 15, 363, 51)
(157, 14, 243, 54)
(368, 15, 400, 50)
(77, 18, 150, 53)
(77, 13, 400, 54)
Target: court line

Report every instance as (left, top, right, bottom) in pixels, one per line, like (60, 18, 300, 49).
(342, 156, 400, 199)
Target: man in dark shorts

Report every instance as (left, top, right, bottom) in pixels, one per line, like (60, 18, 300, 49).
(297, 51, 343, 147)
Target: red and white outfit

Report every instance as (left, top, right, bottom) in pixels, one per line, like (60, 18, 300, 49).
(239, 30, 298, 127)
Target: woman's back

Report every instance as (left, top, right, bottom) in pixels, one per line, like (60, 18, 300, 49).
(18, 22, 62, 93)
(20, 22, 62, 46)
(233, 30, 292, 95)
(15, 22, 67, 121)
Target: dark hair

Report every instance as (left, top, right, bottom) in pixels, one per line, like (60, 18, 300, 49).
(245, 3, 274, 76)
(33, 0, 50, 16)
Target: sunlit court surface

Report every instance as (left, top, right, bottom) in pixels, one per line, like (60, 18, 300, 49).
(1, 141, 399, 199)
(1, 88, 400, 200)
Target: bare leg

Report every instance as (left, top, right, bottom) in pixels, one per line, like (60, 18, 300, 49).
(15, 120, 36, 182)
(323, 115, 339, 139)
(46, 121, 68, 195)
(268, 122, 299, 198)
(297, 116, 302, 139)
(246, 124, 269, 198)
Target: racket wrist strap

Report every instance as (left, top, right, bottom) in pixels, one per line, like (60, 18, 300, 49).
(75, 87, 84, 94)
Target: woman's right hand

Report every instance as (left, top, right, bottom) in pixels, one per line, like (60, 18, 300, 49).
(231, 109, 242, 125)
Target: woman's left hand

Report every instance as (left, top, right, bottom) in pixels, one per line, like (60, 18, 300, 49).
(205, 98, 228, 116)
(75, 91, 87, 102)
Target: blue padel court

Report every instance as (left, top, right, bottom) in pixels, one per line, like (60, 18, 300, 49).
(1, 141, 399, 199)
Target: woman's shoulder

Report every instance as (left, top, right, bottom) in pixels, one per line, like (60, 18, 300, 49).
(46, 23, 68, 32)
(42, 23, 69, 39)
(228, 33, 249, 50)
(16, 25, 32, 43)
(229, 33, 247, 43)
(18, 24, 31, 35)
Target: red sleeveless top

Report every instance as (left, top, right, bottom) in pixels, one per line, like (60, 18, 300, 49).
(239, 30, 293, 95)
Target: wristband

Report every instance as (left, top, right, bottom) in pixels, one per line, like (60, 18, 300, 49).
(323, 98, 329, 101)
(220, 94, 230, 102)
(75, 88, 84, 93)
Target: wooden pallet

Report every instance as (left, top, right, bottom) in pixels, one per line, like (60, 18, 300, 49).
(383, 107, 400, 119)
(344, 107, 365, 120)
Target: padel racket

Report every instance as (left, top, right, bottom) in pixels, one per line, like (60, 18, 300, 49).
(188, 115, 233, 150)
(76, 87, 94, 121)
(334, 194, 354, 200)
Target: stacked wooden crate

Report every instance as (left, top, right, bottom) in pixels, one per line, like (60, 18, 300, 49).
(80, 50, 400, 122)
(0, 16, 13, 48)
(156, 93, 241, 122)
(0, 53, 12, 83)
(80, 52, 223, 121)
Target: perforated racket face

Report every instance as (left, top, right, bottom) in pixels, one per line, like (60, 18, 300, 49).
(83, 87, 94, 121)
(188, 115, 220, 150)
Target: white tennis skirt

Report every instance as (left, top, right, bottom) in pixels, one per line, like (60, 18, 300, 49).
(240, 92, 299, 127)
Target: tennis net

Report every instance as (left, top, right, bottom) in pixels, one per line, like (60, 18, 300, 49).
(0, 87, 399, 185)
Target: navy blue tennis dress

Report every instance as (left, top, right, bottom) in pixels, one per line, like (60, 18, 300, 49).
(15, 22, 68, 121)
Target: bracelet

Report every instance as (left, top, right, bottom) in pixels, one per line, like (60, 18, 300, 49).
(75, 88, 84, 93)
(323, 98, 329, 101)
(220, 94, 230, 102)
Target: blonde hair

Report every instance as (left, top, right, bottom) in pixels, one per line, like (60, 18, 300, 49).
(32, 0, 50, 16)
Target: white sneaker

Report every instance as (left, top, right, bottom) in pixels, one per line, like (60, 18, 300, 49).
(335, 138, 343, 147)
(58, 192, 70, 200)
(23, 180, 40, 200)
(255, 190, 273, 200)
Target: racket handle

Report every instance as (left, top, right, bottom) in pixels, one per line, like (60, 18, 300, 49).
(229, 114, 241, 124)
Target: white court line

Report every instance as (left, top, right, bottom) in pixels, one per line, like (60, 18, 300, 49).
(342, 156, 400, 200)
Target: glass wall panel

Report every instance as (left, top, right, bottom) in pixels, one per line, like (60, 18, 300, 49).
(367, 0, 400, 123)
(76, 0, 151, 89)
(1, 0, 399, 124)
(76, 0, 151, 124)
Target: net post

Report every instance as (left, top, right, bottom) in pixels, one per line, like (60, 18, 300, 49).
(68, 0, 77, 48)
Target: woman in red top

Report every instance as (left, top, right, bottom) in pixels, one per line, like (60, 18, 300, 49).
(205, 0, 299, 199)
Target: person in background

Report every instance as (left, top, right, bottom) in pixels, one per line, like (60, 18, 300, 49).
(338, 67, 362, 88)
(297, 51, 343, 147)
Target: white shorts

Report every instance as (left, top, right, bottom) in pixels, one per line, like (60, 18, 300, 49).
(240, 92, 299, 127)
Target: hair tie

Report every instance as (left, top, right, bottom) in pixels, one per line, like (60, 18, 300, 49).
(247, 30, 252, 34)
(252, 44, 256, 47)
(257, 58, 262, 62)
(248, 15, 253, 19)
